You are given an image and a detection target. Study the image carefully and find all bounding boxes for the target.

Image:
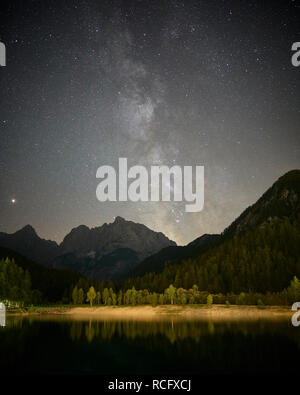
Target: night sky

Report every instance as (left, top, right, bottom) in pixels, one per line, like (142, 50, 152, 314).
(0, 0, 299, 245)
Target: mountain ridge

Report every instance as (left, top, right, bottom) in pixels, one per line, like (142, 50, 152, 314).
(0, 216, 176, 280)
(223, 169, 300, 236)
(129, 169, 300, 279)
(121, 170, 300, 293)
(0, 170, 299, 282)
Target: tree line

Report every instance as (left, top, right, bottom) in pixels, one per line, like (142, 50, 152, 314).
(0, 257, 42, 306)
(1, 215, 300, 307)
(68, 215, 300, 306)
(71, 276, 300, 307)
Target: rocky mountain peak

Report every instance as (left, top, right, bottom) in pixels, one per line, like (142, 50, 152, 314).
(0, 225, 58, 265)
(113, 216, 126, 224)
(67, 224, 90, 235)
(18, 224, 38, 237)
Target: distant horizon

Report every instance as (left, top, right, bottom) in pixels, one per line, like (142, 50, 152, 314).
(0, 215, 184, 246)
(1, 168, 299, 246)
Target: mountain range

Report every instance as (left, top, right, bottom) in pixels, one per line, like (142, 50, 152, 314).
(0, 216, 176, 280)
(0, 170, 299, 283)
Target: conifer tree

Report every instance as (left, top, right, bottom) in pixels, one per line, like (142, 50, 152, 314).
(72, 286, 78, 304)
(78, 288, 84, 304)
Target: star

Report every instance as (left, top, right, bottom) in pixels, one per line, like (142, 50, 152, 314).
(0, 0, 298, 247)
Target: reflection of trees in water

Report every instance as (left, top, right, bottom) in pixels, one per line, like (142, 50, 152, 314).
(1, 317, 300, 374)
(67, 319, 298, 347)
(208, 321, 215, 334)
(85, 320, 95, 343)
(4, 317, 297, 349)
(70, 321, 83, 341)
(65, 319, 300, 374)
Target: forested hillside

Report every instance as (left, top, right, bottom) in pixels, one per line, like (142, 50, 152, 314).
(121, 215, 300, 294)
(0, 247, 83, 302)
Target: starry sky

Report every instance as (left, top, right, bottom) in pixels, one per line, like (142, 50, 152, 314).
(0, 0, 300, 245)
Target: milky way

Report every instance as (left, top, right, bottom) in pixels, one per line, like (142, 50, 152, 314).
(0, 0, 299, 244)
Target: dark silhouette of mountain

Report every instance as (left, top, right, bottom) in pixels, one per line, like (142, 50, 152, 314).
(132, 234, 221, 277)
(60, 216, 175, 259)
(223, 169, 300, 236)
(52, 248, 140, 281)
(1, 170, 298, 282)
(0, 246, 83, 302)
(0, 216, 176, 280)
(0, 225, 58, 265)
(127, 169, 300, 280)
(53, 216, 176, 280)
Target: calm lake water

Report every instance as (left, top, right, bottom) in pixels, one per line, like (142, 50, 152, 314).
(0, 315, 299, 375)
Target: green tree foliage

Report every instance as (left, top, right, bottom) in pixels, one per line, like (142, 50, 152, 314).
(78, 288, 84, 304)
(166, 284, 176, 304)
(159, 294, 164, 305)
(237, 292, 246, 305)
(287, 276, 300, 303)
(96, 291, 101, 305)
(72, 286, 78, 304)
(207, 294, 213, 305)
(124, 289, 131, 305)
(102, 288, 109, 305)
(62, 216, 300, 308)
(121, 215, 300, 295)
(152, 292, 158, 306)
(0, 247, 84, 303)
(86, 286, 96, 306)
(69, 277, 300, 307)
(0, 257, 39, 305)
(131, 287, 137, 306)
(117, 290, 123, 305)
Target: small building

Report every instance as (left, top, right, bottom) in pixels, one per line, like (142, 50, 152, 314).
(0, 302, 6, 327)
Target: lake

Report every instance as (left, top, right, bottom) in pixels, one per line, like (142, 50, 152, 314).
(0, 314, 299, 375)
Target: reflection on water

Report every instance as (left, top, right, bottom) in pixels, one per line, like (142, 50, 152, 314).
(1, 315, 299, 375)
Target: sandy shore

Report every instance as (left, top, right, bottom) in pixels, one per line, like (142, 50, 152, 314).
(7, 305, 293, 321)
(29, 304, 293, 321)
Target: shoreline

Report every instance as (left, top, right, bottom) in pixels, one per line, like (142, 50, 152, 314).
(7, 304, 293, 321)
